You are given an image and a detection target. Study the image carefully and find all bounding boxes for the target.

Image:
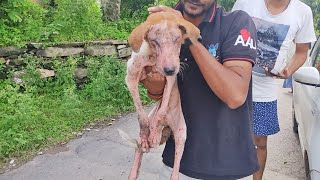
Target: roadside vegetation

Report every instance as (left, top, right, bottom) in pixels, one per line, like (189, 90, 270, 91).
(0, 0, 318, 168)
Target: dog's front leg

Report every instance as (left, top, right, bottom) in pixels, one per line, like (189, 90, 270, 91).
(148, 76, 175, 148)
(126, 54, 154, 152)
(126, 56, 152, 180)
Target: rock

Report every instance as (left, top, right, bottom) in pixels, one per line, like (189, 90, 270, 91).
(77, 132, 84, 137)
(75, 68, 88, 80)
(9, 160, 15, 164)
(7, 55, 19, 59)
(118, 47, 132, 58)
(13, 77, 24, 85)
(36, 47, 84, 57)
(88, 40, 127, 45)
(0, 58, 5, 64)
(13, 71, 26, 85)
(10, 58, 24, 66)
(0, 47, 28, 57)
(37, 69, 55, 78)
(28, 43, 44, 49)
(84, 45, 117, 56)
(58, 42, 85, 48)
(37, 152, 43, 155)
(117, 45, 126, 50)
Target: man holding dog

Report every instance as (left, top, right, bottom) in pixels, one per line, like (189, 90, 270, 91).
(141, 0, 260, 179)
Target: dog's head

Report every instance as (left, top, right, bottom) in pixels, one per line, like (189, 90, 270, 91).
(129, 12, 200, 76)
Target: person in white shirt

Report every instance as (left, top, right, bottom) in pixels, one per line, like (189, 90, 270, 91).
(232, 0, 316, 179)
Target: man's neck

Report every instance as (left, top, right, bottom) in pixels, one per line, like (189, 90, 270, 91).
(265, 0, 291, 15)
(183, 13, 204, 27)
(267, 0, 290, 8)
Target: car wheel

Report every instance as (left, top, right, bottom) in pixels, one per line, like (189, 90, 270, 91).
(292, 103, 298, 134)
(305, 152, 311, 180)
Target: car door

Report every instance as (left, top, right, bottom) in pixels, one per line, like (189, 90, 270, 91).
(293, 39, 320, 151)
(309, 41, 320, 177)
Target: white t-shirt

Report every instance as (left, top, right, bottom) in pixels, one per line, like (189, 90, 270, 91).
(232, 0, 316, 102)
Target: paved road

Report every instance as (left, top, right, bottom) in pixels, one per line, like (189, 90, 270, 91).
(0, 80, 306, 180)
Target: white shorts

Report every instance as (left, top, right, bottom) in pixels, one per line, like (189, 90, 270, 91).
(158, 164, 252, 180)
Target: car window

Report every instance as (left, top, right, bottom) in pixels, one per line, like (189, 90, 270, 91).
(315, 57, 320, 72)
(311, 38, 320, 72)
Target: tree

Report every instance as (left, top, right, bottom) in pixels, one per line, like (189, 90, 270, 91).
(303, 0, 320, 35)
(218, 0, 236, 11)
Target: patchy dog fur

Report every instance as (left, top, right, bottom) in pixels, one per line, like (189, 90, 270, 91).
(124, 12, 200, 180)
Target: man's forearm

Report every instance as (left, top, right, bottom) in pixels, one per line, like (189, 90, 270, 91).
(286, 52, 308, 75)
(189, 42, 252, 109)
(284, 43, 309, 76)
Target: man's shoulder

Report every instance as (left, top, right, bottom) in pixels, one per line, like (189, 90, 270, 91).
(291, 0, 312, 13)
(220, 9, 253, 26)
(226, 9, 251, 19)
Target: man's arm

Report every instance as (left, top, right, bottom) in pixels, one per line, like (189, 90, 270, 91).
(279, 43, 309, 78)
(189, 41, 252, 109)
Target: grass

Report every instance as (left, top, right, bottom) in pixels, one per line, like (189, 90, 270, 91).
(0, 55, 151, 166)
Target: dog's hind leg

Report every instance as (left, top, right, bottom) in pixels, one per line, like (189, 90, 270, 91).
(167, 82, 187, 180)
(128, 148, 143, 180)
(170, 112, 186, 180)
(148, 76, 175, 148)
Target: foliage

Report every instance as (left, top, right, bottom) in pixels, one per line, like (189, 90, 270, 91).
(303, 0, 320, 35)
(43, 0, 106, 43)
(218, 0, 236, 11)
(0, 56, 151, 164)
(0, 0, 45, 47)
(0, 0, 141, 47)
(120, 0, 153, 19)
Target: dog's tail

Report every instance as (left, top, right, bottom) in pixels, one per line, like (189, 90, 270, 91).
(117, 128, 138, 148)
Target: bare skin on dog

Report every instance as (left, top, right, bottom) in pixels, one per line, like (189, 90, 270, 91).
(125, 11, 200, 180)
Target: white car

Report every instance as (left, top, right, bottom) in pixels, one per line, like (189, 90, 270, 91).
(292, 38, 320, 180)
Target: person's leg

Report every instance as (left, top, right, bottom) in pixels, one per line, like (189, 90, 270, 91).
(252, 101, 280, 180)
(253, 135, 268, 180)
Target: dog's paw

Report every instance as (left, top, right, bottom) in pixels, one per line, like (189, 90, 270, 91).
(148, 129, 162, 148)
(138, 136, 150, 153)
(170, 174, 179, 180)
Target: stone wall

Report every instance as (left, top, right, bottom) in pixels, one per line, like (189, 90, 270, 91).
(0, 40, 131, 59)
(0, 40, 132, 84)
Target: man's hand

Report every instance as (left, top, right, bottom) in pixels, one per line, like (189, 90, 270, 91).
(140, 66, 166, 100)
(264, 67, 287, 79)
(278, 67, 291, 79)
(148, 5, 183, 18)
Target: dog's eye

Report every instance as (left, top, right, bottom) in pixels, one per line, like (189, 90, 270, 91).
(173, 37, 180, 42)
(151, 40, 159, 47)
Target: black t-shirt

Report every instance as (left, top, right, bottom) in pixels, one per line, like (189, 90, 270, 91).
(162, 3, 259, 180)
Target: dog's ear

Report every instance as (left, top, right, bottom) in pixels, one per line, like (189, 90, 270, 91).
(128, 22, 150, 53)
(177, 18, 201, 43)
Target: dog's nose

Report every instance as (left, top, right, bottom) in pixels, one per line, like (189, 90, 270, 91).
(164, 67, 176, 76)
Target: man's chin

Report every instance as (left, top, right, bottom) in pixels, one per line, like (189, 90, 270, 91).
(184, 9, 204, 18)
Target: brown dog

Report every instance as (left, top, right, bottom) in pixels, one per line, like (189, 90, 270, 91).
(125, 11, 200, 180)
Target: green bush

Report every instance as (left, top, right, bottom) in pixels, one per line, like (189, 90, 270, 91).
(121, 0, 153, 19)
(45, 0, 106, 42)
(0, 56, 151, 164)
(0, 0, 45, 47)
(0, 0, 144, 46)
(303, 0, 320, 35)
